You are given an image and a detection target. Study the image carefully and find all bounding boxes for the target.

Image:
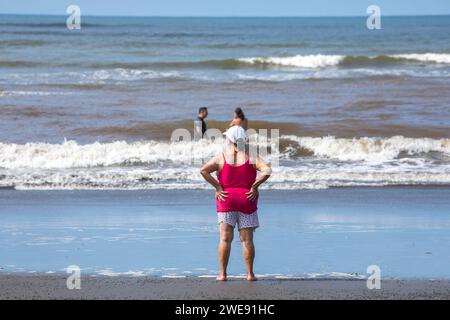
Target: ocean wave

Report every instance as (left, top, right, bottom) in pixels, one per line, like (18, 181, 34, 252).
(0, 139, 224, 169)
(0, 39, 53, 47)
(5, 53, 450, 72)
(0, 90, 72, 97)
(238, 53, 450, 68)
(238, 54, 345, 68)
(205, 42, 310, 49)
(0, 136, 449, 190)
(0, 136, 448, 170)
(78, 69, 182, 82)
(0, 60, 39, 68)
(235, 68, 450, 81)
(1, 164, 449, 190)
(3, 69, 185, 85)
(390, 53, 450, 64)
(3, 55, 450, 86)
(89, 53, 450, 70)
(282, 136, 450, 162)
(4, 67, 449, 88)
(133, 56, 344, 69)
(0, 22, 105, 28)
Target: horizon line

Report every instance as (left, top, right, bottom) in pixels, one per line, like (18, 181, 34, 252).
(1, 13, 450, 18)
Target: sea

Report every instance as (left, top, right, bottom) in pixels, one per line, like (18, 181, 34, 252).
(0, 15, 449, 190)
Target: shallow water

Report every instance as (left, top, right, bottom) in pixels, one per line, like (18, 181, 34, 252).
(1, 188, 449, 279)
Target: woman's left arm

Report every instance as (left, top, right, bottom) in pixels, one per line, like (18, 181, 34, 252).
(246, 155, 272, 201)
(200, 155, 228, 201)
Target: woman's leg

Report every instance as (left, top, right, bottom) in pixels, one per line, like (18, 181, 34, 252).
(239, 227, 257, 281)
(217, 222, 234, 281)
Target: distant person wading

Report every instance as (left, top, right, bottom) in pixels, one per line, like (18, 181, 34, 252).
(230, 107, 248, 130)
(196, 107, 208, 139)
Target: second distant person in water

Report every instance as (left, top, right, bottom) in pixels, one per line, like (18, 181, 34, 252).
(230, 107, 248, 130)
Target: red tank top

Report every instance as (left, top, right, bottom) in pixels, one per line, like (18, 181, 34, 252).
(216, 153, 257, 214)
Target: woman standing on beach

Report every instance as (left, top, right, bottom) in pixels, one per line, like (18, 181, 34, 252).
(200, 126, 271, 281)
(229, 107, 248, 130)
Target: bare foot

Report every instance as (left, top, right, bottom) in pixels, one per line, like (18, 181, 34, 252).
(247, 273, 257, 281)
(216, 273, 227, 281)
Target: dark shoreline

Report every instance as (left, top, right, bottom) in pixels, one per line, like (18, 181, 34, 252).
(1, 273, 450, 300)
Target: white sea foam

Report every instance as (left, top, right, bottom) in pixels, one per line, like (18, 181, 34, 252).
(81, 68, 182, 82)
(0, 139, 224, 169)
(282, 135, 450, 162)
(92, 271, 366, 280)
(97, 269, 120, 277)
(391, 53, 450, 64)
(22, 269, 369, 279)
(0, 135, 450, 169)
(122, 271, 146, 277)
(238, 53, 450, 69)
(235, 68, 450, 82)
(1, 165, 449, 190)
(0, 90, 72, 96)
(3, 54, 450, 87)
(1, 136, 448, 169)
(3, 68, 186, 86)
(239, 54, 345, 68)
(0, 136, 448, 190)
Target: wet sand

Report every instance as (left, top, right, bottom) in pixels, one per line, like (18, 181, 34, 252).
(1, 188, 450, 279)
(1, 274, 450, 300)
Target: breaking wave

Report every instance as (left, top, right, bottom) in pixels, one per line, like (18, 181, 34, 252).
(3, 53, 450, 71)
(0, 136, 448, 190)
(238, 53, 450, 68)
(1, 136, 448, 169)
(282, 135, 450, 162)
(238, 54, 345, 68)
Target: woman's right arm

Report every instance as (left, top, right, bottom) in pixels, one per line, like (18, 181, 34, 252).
(200, 155, 228, 201)
(246, 154, 271, 201)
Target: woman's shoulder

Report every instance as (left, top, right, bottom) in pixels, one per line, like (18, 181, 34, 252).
(214, 152, 225, 164)
(247, 151, 257, 166)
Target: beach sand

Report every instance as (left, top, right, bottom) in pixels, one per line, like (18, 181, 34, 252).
(1, 274, 450, 300)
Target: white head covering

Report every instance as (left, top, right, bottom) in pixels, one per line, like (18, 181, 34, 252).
(223, 125, 246, 144)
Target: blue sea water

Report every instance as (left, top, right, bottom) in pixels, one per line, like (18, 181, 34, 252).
(1, 15, 449, 141)
(0, 15, 449, 190)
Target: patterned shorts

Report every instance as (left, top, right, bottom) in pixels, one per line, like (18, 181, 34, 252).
(217, 211, 259, 230)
